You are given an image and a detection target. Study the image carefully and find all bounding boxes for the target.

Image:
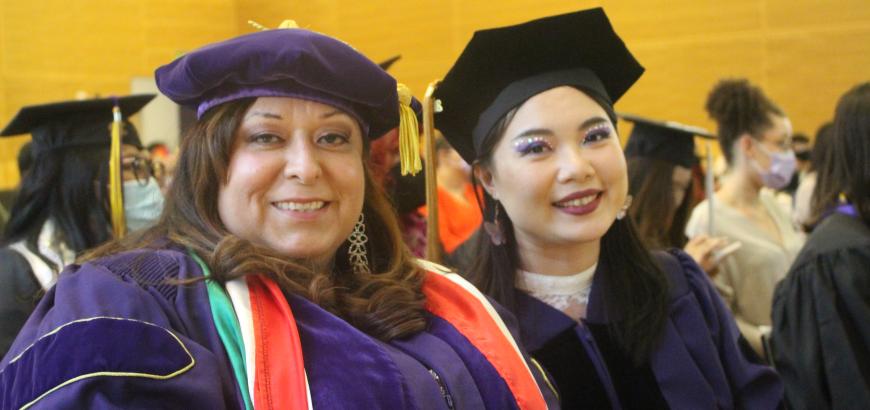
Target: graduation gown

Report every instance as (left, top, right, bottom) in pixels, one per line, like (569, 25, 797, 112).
(1, 248, 557, 409)
(771, 212, 870, 409)
(1, 220, 76, 356)
(516, 249, 783, 409)
(0, 248, 41, 356)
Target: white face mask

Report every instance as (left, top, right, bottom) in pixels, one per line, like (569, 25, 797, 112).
(123, 177, 165, 232)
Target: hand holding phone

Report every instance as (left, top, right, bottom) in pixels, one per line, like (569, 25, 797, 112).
(685, 236, 739, 277)
(711, 241, 742, 264)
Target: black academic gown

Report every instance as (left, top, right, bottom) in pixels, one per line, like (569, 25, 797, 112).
(0, 248, 41, 356)
(771, 212, 870, 409)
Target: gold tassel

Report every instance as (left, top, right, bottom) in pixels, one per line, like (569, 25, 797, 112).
(248, 19, 299, 31)
(109, 104, 126, 238)
(277, 20, 299, 29)
(397, 83, 421, 176)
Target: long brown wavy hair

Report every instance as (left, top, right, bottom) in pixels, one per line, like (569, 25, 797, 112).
(86, 98, 428, 341)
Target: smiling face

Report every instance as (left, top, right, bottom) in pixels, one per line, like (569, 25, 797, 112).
(218, 97, 366, 268)
(477, 86, 628, 252)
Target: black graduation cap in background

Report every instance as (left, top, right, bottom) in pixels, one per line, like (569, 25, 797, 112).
(621, 112, 716, 168)
(378, 55, 402, 71)
(0, 94, 156, 155)
(434, 8, 644, 163)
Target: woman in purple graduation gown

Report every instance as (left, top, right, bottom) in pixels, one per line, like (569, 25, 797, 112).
(0, 22, 557, 410)
(434, 8, 783, 409)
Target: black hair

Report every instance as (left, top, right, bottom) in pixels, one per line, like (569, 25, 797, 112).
(2, 146, 112, 270)
(812, 82, 870, 226)
(17, 142, 34, 176)
(705, 78, 784, 164)
(466, 86, 670, 365)
(808, 122, 833, 173)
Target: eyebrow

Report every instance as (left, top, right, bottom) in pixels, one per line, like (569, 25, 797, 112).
(580, 116, 610, 130)
(321, 110, 346, 119)
(511, 116, 611, 140)
(246, 110, 283, 120)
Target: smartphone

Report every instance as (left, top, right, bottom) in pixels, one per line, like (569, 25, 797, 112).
(711, 241, 742, 264)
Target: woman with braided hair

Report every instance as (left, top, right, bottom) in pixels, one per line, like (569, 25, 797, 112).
(686, 78, 805, 357)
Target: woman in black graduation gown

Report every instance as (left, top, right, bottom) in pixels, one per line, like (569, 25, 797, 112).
(771, 82, 870, 409)
(433, 8, 783, 409)
(0, 95, 161, 356)
(621, 115, 732, 276)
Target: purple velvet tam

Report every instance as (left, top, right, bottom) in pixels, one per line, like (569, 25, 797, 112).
(155, 28, 399, 140)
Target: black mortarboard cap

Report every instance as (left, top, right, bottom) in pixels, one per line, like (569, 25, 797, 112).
(0, 94, 156, 155)
(378, 55, 402, 71)
(621, 113, 716, 168)
(434, 8, 644, 163)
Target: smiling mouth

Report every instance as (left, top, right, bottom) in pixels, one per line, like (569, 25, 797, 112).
(272, 200, 327, 212)
(554, 192, 601, 208)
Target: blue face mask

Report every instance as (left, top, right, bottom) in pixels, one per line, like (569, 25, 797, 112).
(123, 177, 165, 232)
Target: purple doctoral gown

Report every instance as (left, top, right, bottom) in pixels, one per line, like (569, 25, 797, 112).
(0, 248, 558, 409)
(516, 249, 783, 409)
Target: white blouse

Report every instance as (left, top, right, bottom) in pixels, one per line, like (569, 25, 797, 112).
(517, 264, 596, 321)
(686, 190, 804, 352)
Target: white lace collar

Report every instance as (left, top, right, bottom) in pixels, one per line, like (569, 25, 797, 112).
(516, 263, 596, 295)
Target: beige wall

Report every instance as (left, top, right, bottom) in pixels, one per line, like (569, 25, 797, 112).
(2, 0, 869, 189)
(239, 0, 870, 150)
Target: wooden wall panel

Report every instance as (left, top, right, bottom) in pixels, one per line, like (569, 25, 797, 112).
(1, 0, 868, 189)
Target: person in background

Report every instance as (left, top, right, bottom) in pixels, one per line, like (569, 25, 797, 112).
(146, 141, 172, 191)
(419, 133, 482, 255)
(792, 123, 833, 231)
(686, 79, 804, 357)
(623, 114, 730, 276)
(435, 9, 782, 408)
(16, 142, 34, 178)
(0, 143, 35, 234)
(771, 81, 870, 409)
(0, 24, 555, 408)
(791, 134, 812, 179)
(368, 108, 430, 258)
(0, 95, 162, 357)
(780, 132, 811, 197)
(0, 203, 7, 235)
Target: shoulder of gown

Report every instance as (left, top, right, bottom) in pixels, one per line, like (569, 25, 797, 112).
(653, 249, 784, 408)
(415, 258, 562, 408)
(0, 247, 41, 358)
(771, 215, 870, 408)
(0, 247, 240, 410)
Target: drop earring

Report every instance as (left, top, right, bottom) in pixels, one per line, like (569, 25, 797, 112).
(616, 195, 633, 220)
(483, 202, 506, 246)
(348, 213, 371, 274)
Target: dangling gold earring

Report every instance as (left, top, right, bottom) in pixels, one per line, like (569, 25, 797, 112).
(616, 195, 633, 220)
